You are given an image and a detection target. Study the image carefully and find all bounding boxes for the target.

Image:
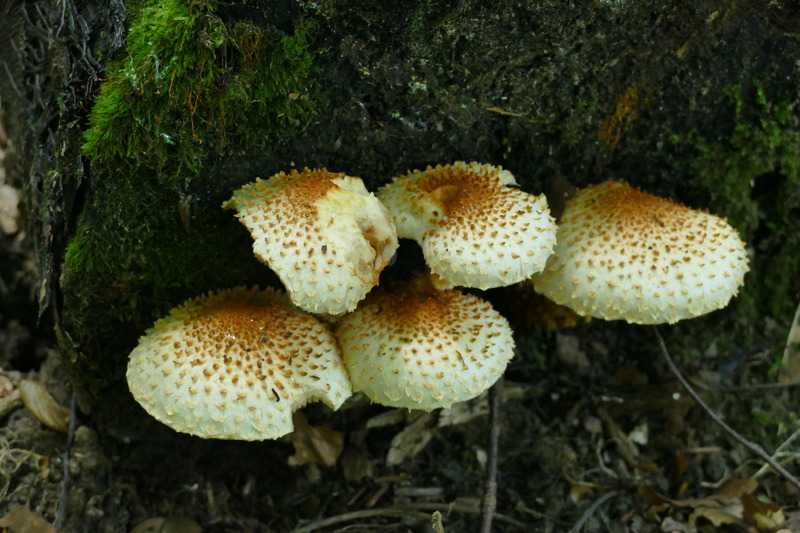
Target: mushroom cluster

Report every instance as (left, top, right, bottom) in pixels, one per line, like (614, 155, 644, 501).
(127, 167, 749, 441)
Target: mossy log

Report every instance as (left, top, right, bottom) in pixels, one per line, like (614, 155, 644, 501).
(2, 0, 799, 433)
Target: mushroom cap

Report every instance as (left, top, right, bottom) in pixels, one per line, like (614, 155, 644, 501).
(223, 168, 399, 315)
(126, 286, 352, 440)
(334, 278, 516, 410)
(376, 161, 557, 290)
(531, 180, 750, 324)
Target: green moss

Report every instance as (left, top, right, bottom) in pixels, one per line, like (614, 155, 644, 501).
(684, 82, 800, 234)
(62, 0, 322, 419)
(82, 0, 318, 178)
(64, 0, 320, 343)
(679, 82, 800, 322)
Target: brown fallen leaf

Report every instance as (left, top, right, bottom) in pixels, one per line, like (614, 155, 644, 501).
(0, 506, 55, 533)
(485, 106, 524, 117)
(742, 491, 786, 531)
(686, 501, 743, 529)
(287, 412, 344, 468)
(645, 477, 786, 532)
(387, 412, 434, 467)
(18, 379, 70, 432)
(569, 480, 600, 504)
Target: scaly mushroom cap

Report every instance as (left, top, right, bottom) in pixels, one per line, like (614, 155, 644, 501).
(223, 168, 399, 315)
(376, 161, 557, 289)
(335, 279, 516, 410)
(532, 180, 750, 324)
(126, 286, 352, 440)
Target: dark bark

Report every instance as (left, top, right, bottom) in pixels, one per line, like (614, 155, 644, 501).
(2, 0, 799, 433)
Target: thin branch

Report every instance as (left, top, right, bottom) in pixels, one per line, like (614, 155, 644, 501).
(292, 508, 432, 533)
(753, 427, 800, 480)
(480, 378, 502, 533)
(653, 326, 800, 492)
(568, 490, 622, 533)
(292, 501, 527, 532)
(399, 502, 526, 528)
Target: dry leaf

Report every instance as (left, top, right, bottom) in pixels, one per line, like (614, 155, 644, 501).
(437, 393, 488, 427)
(366, 409, 405, 428)
(340, 442, 372, 482)
(18, 379, 70, 432)
(717, 477, 758, 498)
(485, 106, 524, 117)
(569, 481, 601, 503)
(0, 506, 55, 533)
(387, 412, 433, 466)
(741, 492, 786, 531)
(644, 477, 786, 531)
(0, 183, 21, 235)
(287, 412, 344, 468)
(687, 502, 743, 528)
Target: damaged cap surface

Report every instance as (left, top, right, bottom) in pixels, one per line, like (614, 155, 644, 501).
(223, 168, 399, 315)
(532, 180, 750, 324)
(127, 286, 352, 440)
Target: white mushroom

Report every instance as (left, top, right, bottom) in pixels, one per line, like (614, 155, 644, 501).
(223, 168, 399, 315)
(334, 277, 516, 410)
(126, 286, 352, 440)
(532, 180, 750, 324)
(377, 161, 557, 290)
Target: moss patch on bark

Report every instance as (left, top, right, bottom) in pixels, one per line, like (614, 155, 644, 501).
(61, 0, 320, 417)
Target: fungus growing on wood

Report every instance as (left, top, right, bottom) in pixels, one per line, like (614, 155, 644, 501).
(532, 180, 749, 324)
(376, 161, 557, 290)
(334, 277, 516, 410)
(223, 168, 399, 315)
(126, 286, 352, 440)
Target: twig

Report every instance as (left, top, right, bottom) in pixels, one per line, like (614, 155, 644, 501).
(54, 391, 78, 533)
(753, 427, 800, 480)
(719, 381, 800, 393)
(480, 378, 502, 533)
(399, 502, 526, 528)
(653, 327, 800, 492)
(292, 502, 528, 532)
(568, 490, 622, 533)
(292, 508, 432, 533)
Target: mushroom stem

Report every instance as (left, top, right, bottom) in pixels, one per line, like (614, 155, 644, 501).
(653, 326, 800, 492)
